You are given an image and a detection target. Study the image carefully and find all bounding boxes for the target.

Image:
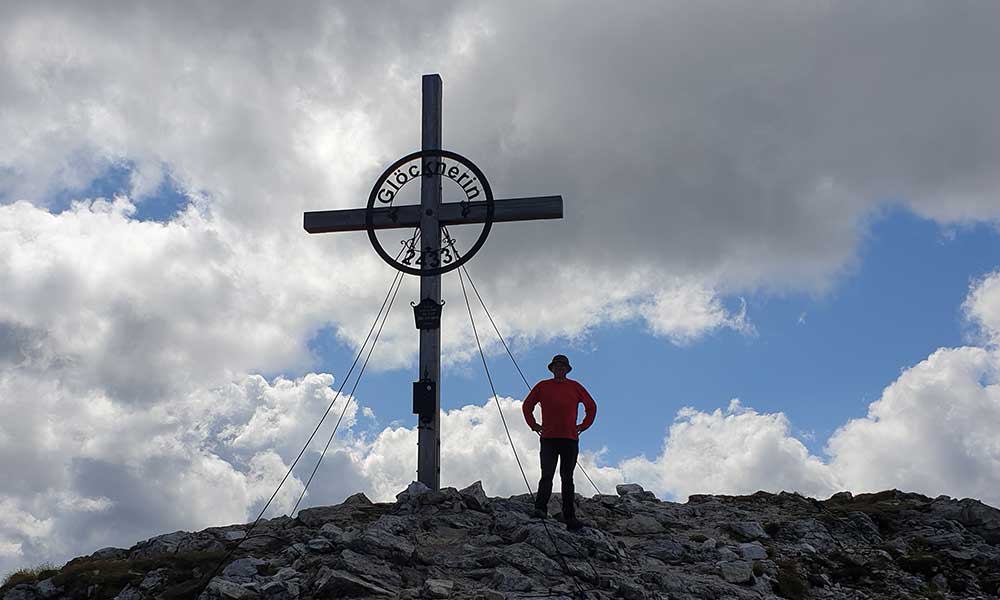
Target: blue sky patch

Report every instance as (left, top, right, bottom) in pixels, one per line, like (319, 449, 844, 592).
(44, 161, 189, 222)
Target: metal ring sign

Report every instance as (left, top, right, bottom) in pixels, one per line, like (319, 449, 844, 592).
(366, 149, 494, 276)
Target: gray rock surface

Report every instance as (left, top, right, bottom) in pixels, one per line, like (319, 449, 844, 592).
(201, 577, 260, 599)
(459, 480, 490, 511)
(737, 541, 768, 560)
(222, 557, 264, 580)
(718, 559, 754, 583)
(423, 578, 454, 598)
(5, 485, 1000, 600)
(314, 566, 393, 596)
(723, 520, 769, 542)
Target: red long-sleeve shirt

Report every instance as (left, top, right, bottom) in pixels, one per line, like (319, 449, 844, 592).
(522, 377, 597, 441)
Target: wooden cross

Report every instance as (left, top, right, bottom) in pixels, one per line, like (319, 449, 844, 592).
(303, 74, 563, 490)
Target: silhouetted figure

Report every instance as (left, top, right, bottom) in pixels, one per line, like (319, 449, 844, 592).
(522, 354, 597, 532)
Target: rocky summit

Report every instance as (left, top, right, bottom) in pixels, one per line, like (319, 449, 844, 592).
(4, 482, 1000, 600)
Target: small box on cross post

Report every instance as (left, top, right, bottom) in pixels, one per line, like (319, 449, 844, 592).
(413, 378, 436, 416)
(412, 298, 444, 330)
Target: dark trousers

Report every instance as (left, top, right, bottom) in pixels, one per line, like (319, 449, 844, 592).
(535, 437, 579, 521)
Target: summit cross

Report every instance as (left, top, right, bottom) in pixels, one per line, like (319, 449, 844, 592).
(303, 74, 563, 490)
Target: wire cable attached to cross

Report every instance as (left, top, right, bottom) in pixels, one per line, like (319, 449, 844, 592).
(193, 234, 414, 597)
(459, 261, 636, 524)
(195, 224, 632, 599)
(457, 264, 603, 600)
(290, 268, 405, 515)
(456, 256, 634, 562)
(457, 262, 608, 497)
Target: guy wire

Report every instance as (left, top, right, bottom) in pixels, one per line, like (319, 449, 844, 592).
(457, 266, 598, 600)
(194, 236, 413, 595)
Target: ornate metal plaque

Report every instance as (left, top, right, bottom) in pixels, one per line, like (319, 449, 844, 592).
(366, 149, 495, 276)
(412, 297, 444, 330)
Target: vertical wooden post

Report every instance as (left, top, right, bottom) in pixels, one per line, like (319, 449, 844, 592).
(417, 74, 442, 490)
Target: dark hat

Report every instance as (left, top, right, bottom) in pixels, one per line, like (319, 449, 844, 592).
(548, 354, 572, 373)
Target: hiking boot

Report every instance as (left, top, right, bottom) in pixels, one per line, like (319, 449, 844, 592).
(566, 518, 589, 532)
(531, 508, 548, 519)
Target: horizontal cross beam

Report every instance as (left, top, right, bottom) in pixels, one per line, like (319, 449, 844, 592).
(304, 195, 563, 234)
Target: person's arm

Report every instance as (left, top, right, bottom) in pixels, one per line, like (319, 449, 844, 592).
(576, 383, 597, 433)
(522, 383, 543, 433)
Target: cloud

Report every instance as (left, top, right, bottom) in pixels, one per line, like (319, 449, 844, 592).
(617, 271, 1000, 507)
(619, 399, 842, 502)
(963, 270, 1000, 347)
(825, 345, 1000, 503)
(445, 2, 1000, 292)
(357, 396, 622, 502)
(613, 341, 1000, 511)
(0, 365, 622, 576)
(621, 274, 1000, 506)
(640, 287, 753, 344)
(4, 1, 998, 370)
(0, 197, 382, 401)
(5, 284, 1000, 576)
(4, 0, 1000, 580)
(0, 368, 373, 577)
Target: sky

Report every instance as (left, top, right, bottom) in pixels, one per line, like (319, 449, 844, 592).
(2, 0, 1000, 576)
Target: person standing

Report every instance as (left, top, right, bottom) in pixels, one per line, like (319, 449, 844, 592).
(521, 354, 597, 532)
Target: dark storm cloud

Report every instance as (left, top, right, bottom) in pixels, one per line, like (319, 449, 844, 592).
(0, 322, 36, 366)
(435, 2, 1000, 290)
